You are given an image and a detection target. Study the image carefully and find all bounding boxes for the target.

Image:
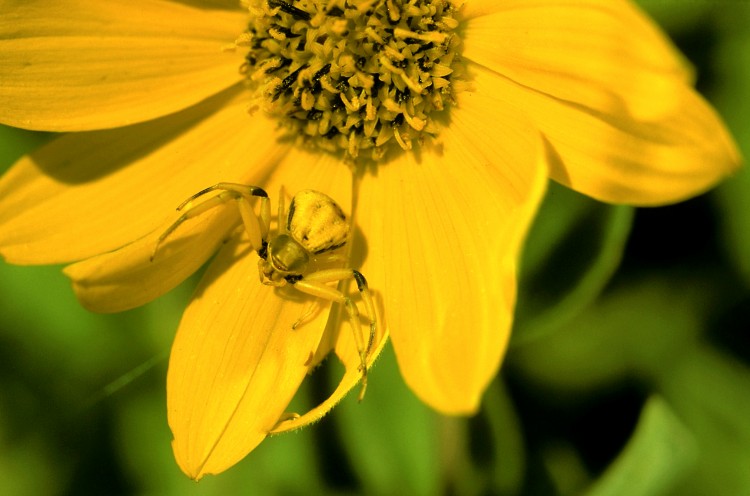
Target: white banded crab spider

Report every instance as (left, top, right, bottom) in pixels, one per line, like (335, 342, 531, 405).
(151, 183, 376, 399)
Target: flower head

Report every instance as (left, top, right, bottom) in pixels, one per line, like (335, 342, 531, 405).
(240, 0, 464, 159)
(0, 0, 740, 480)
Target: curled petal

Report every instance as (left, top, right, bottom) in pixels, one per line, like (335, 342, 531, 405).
(462, 0, 692, 120)
(471, 63, 740, 205)
(0, 88, 286, 264)
(0, 0, 246, 131)
(357, 92, 548, 414)
(271, 298, 389, 434)
(462, 0, 740, 205)
(63, 205, 239, 313)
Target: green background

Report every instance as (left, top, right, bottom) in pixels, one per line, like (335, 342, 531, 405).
(1, 1, 749, 494)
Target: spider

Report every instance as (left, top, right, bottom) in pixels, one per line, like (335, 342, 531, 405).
(151, 183, 377, 399)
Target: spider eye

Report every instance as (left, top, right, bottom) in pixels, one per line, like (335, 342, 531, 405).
(269, 234, 309, 274)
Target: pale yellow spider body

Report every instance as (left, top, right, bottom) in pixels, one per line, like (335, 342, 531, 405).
(153, 183, 376, 400)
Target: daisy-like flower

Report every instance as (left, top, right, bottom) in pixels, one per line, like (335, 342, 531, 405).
(0, 0, 739, 480)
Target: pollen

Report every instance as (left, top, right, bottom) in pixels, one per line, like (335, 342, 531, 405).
(239, 0, 465, 159)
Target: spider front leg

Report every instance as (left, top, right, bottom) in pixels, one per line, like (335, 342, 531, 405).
(291, 268, 377, 401)
(151, 183, 270, 261)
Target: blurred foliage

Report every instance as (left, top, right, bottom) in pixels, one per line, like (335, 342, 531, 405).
(1, 1, 749, 495)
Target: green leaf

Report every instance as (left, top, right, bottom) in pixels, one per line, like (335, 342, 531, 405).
(519, 180, 594, 274)
(433, 379, 527, 496)
(510, 271, 750, 495)
(634, 0, 713, 34)
(514, 182, 634, 347)
(484, 379, 526, 496)
(584, 396, 697, 496)
(509, 275, 710, 391)
(712, 5, 750, 287)
(333, 343, 441, 496)
(659, 348, 750, 496)
(115, 388, 326, 495)
(0, 125, 52, 171)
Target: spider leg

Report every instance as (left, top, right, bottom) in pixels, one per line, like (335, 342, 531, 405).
(182, 182, 271, 242)
(292, 268, 377, 401)
(151, 183, 269, 261)
(315, 253, 349, 264)
(291, 301, 321, 329)
(277, 186, 287, 234)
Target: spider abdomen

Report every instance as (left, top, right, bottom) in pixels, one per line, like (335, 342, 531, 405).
(287, 190, 349, 254)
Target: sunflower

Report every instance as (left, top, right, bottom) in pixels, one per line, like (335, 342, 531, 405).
(0, 0, 739, 480)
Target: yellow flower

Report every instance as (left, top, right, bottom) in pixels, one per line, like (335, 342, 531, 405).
(0, 0, 740, 480)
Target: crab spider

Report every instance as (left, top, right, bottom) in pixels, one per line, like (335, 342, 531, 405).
(152, 183, 376, 400)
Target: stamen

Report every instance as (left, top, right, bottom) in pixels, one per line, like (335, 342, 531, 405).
(267, 0, 311, 20)
(241, 0, 464, 159)
(393, 27, 447, 44)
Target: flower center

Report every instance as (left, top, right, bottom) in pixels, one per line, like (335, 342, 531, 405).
(240, 0, 464, 160)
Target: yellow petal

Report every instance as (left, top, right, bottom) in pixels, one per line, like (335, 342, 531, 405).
(462, 0, 692, 121)
(356, 91, 548, 414)
(168, 235, 327, 480)
(62, 142, 362, 314)
(180, 0, 240, 8)
(470, 62, 740, 205)
(63, 204, 240, 313)
(169, 149, 355, 479)
(0, 88, 287, 264)
(271, 295, 390, 434)
(0, 0, 246, 131)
